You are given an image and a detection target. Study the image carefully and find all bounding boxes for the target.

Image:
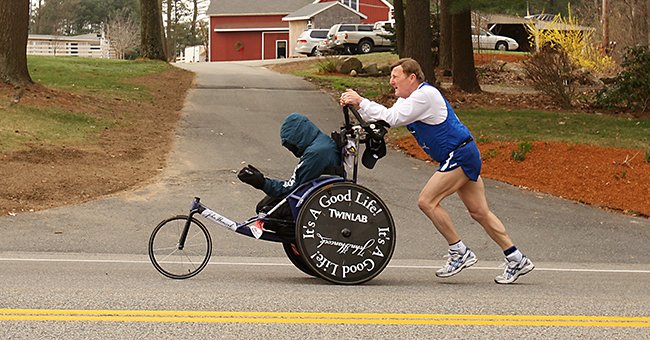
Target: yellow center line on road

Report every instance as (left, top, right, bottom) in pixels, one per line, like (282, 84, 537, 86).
(1, 309, 649, 327)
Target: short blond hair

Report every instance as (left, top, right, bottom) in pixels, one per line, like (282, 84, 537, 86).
(390, 58, 425, 82)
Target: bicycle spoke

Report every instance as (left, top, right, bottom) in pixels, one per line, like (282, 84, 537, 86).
(158, 247, 180, 263)
(152, 244, 181, 252)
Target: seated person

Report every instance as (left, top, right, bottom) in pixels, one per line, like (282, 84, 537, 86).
(237, 113, 341, 239)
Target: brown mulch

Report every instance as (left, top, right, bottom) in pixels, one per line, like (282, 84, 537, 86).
(394, 136, 650, 217)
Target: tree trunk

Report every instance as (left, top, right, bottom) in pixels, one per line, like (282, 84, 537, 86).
(394, 0, 405, 57)
(0, 0, 33, 87)
(438, 0, 452, 73)
(403, 0, 436, 84)
(451, 7, 480, 93)
(166, 0, 173, 60)
(635, 0, 649, 46)
(140, 0, 167, 60)
(191, 0, 198, 40)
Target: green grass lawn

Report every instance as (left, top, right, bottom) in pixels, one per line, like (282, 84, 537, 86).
(461, 109, 650, 149)
(28, 56, 169, 98)
(0, 56, 174, 152)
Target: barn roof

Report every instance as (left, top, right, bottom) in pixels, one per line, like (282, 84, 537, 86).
(207, 0, 313, 16)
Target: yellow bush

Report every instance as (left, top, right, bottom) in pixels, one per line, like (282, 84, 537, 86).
(526, 6, 614, 74)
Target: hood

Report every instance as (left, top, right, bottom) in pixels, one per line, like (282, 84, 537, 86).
(280, 113, 321, 157)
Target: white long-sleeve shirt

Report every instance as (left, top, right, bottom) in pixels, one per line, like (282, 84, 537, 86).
(358, 83, 449, 127)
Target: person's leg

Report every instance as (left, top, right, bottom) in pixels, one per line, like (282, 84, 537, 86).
(419, 168, 478, 278)
(457, 176, 535, 283)
(418, 167, 469, 244)
(456, 176, 513, 250)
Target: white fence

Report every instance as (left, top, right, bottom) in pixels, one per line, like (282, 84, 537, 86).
(175, 45, 207, 63)
(27, 34, 114, 58)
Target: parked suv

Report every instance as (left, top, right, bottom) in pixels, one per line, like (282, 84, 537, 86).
(294, 29, 329, 56)
(318, 23, 393, 55)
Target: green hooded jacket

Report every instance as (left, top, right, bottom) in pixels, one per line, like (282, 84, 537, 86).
(261, 113, 340, 198)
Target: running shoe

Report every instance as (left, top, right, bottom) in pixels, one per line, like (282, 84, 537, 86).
(435, 249, 478, 278)
(495, 256, 535, 284)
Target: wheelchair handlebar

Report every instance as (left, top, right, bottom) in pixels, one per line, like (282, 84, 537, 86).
(342, 105, 387, 142)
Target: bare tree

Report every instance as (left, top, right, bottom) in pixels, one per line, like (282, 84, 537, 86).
(198, 20, 209, 61)
(140, 0, 166, 60)
(404, 0, 436, 84)
(621, 0, 649, 46)
(0, 0, 33, 88)
(107, 8, 140, 59)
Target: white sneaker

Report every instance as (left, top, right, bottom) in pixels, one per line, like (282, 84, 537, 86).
(495, 256, 535, 284)
(435, 249, 478, 278)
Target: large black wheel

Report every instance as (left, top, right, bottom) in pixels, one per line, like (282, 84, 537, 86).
(295, 182, 395, 285)
(149, 215, 212, 279)
(282, 242, 317, 277)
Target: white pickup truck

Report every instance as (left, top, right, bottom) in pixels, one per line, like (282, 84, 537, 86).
(318, 22, 394, 55)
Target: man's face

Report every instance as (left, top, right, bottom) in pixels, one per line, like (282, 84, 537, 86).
(389, 66, 416, 98)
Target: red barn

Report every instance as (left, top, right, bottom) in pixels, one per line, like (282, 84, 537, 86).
(207, 0, 393, 62)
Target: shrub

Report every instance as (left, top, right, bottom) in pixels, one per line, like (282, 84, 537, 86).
(316, 56, 341, 73)
(511, 142, 533, 162)
(596, 46, 650, 113)
(526, 5, 614, 74)
(523, 46, 579, 108)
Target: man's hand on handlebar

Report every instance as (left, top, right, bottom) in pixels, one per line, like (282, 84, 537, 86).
(340, 89, 363, 107)
(237, 164, 265, 189)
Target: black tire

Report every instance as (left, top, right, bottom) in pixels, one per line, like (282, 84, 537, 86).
(358, 40, 374, 54)
(495, 41, 508, 51)
(149, 215, 212, 279)
(295, 182, 396, 285)
(282, 242, 317, 277)
(344, 45, 357, 55)
(311, 47, 323, 57)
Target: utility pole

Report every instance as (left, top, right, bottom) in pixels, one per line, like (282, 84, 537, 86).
(602, 0, 609, 52)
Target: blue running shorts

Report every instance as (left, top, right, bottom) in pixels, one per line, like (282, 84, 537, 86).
(438, 141, 482, 181)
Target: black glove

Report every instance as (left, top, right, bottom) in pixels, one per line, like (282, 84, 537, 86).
(237, 164, 265, 189)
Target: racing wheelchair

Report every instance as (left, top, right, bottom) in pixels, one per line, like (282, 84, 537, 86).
(148, 106, 396, 285)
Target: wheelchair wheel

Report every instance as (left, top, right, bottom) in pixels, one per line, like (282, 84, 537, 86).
(295, 182, 395, 285)
(149, 215, 212, 279)
(282, 242, 317, 277)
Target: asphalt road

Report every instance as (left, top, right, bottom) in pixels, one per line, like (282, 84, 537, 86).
(1, 60, 648, 338)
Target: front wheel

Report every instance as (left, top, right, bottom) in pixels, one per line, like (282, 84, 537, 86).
(495, 41, 508, 51)
(149, 215, 212, 279)
(344, 45, 357, 55)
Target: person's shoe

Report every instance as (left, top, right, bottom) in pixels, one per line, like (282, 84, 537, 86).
(495, 256, 535, 284)
(435, 249, 478, 278)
